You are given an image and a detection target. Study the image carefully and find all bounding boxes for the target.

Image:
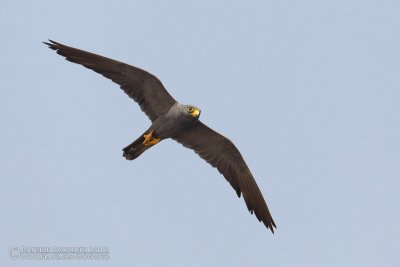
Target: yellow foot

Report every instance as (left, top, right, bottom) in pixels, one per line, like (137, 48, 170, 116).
(143, 130, 160, 146)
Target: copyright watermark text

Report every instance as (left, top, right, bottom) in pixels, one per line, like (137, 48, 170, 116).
(9, 246, 109, 260)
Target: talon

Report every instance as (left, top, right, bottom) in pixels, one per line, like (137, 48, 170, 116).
(143, 130, 160, 146)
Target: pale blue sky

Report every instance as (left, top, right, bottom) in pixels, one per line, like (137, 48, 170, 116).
(1, 0, 399, 266)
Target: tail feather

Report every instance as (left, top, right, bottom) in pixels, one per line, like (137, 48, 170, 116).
(123, 134, 150, 160)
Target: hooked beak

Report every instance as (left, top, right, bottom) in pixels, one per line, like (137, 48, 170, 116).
(191, 108, 201, 118)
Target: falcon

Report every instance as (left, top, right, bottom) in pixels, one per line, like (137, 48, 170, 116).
(44, 40, 276, 233)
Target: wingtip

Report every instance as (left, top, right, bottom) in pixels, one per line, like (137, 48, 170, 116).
(48, 39, 60, 45)
(265, 224, 275, 234)
(43, 39, 54, 49)
(266, 219, 277, 234)
(43, 39, 62, 50)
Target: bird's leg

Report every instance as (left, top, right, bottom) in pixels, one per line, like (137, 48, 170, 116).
(143, 130, 160, 146)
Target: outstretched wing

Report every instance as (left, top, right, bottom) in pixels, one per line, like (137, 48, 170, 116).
(44, 40, 176, 122)
(173, 121, 276, 232)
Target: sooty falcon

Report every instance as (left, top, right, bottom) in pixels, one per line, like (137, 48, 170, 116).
(44, 40, 276, 233)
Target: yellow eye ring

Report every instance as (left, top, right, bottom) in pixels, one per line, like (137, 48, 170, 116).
(188, 107, 194, 112)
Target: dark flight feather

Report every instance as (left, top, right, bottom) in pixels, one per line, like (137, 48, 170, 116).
(173, 122, 276, 232)
(44, 40, 176, 122)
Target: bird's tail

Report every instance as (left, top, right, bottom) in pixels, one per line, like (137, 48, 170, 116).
(122, 132, 152, 160)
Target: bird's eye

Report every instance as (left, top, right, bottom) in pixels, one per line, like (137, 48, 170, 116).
(188, 107, 193, 112)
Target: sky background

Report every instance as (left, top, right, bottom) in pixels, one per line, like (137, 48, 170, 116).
(1, 0, 399, 266)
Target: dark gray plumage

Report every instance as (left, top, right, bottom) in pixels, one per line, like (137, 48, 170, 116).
(44, 40, 276, 232)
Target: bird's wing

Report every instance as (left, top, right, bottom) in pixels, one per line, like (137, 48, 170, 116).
(173, 121, 276, 232)
(44, 40, 176, 122)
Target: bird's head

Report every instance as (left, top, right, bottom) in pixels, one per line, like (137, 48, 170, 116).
(185, 105, 201, 119)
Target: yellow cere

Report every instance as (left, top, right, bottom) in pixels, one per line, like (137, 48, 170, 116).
(191, 109, 200, 117)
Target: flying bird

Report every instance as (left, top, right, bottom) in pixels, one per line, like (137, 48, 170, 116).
(44, 40, 276, 233)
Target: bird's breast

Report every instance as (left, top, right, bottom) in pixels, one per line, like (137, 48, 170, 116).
(152, 115, 196, 140)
